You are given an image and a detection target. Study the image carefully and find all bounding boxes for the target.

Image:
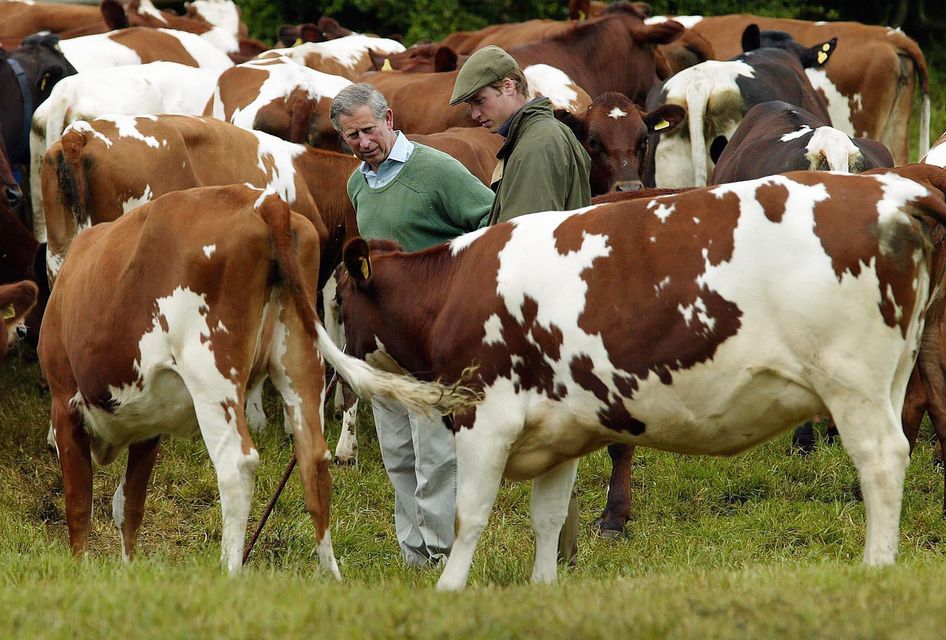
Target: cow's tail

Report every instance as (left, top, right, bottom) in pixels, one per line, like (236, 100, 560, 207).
(257, 194, 481, 416)
(56, 126, 90, 228)
(888, 30, 931, 156)
(685, 79, 710, 187)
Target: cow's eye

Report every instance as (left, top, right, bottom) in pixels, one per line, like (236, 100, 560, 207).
(587, 137, 600, 151)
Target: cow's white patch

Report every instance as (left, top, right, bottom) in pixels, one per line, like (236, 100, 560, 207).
(871, 172, 931, 231)
(58, 34, 144, 71)
(97, 115, 162, 148)
(654, 276, 671, 294)
(482, 313, 504, 345)
(156, 28, 234, 70)
(65, 120, 113, 147)
(122, 185, 154, 213)
(650, 201, 675, 223)
(450, 226, 491, 255)
(806, 126, 859, 172)
(645, 15, 704, 29)
(523, 65, 580, 111)
(921, 140, 946, 168)
(203, 244, 217, 258)
(780, 125, 812, 142)
(804, 68, 854, 136)
(251, 132, 305, 205)
(189, 1, 242, 37)
(608, 107, 628, 119)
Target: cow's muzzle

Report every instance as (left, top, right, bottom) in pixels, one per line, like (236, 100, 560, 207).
(612, 180, 643, 192)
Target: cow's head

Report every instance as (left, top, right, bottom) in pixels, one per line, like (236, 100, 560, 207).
(11, 33, 78, 107)
(277, 23, 323, 47)
(367, 44, 458, 73)
(0, 280, 38, 361)
(742, 25, 838, 69)
(337, 238, 412, 372)
(557, 93, 685, 194)
(318, 16, 355, 40)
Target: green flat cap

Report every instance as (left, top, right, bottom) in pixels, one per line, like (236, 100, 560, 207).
(449, 45, 520, 106)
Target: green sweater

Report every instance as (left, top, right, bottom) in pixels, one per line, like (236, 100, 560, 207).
(347, 143, 494, 252)
(489, 97, 592, 225)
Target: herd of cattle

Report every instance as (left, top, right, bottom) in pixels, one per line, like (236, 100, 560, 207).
(2, 0, 946, 591)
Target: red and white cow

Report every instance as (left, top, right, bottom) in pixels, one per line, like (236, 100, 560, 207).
(205, 54, 352, 149)
(257, 34, 405, 80)
(711, 101, 893, 184)
(555, 92, 686, 194)
(337, 168, 946, 590)
(57, 26, 234, 72)
(38, 183, 475, 574)
(1, 280, 38, 360)
(29, 62, 223, 243)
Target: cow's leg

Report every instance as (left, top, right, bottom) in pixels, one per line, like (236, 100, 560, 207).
(829, 395, 909, 566)
(595, 443, 635, 536)
(436, 415, 513, 592)
(333, 383, 359, 466)
(51, 398, 93, 556)
(112, 436, 160, 562)
(245, 377, 268, 432)
(531, 457, 579, 584)
(269, 315, 340, 579)
(189, 393, 259, 575)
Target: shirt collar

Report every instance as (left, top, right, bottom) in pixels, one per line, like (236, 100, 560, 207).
(497, 97, 544, 138)
(359, 131, 413, 175)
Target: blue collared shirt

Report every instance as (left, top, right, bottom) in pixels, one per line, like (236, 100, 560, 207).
(359, 131, 415, 189)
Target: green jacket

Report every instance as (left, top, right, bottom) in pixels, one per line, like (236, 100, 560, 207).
(348, 142, 493, 252)
(488, 97, 591, 225)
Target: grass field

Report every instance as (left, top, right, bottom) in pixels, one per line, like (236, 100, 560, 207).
(2, 35, 946, 640)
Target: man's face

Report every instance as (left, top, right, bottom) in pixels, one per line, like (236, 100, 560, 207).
(337, 105, 397, 171)
(466, 79, 521, 133)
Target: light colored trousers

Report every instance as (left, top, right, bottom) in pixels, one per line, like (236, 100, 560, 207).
(371, 397, 457, 566)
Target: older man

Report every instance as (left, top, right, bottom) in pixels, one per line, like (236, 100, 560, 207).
(330, 83, 493, 567)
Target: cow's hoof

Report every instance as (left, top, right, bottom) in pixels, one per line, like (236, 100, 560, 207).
(593, 518, 627, 539)
(334, 457, 357, 467)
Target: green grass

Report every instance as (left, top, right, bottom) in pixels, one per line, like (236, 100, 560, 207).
(2, 350, 945, 638)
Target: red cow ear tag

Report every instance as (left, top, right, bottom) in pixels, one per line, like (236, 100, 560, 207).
(359, 256, 371, 280)
(1, 304, 15, 320)
(381, 58, 393, 71)
(654, 119, 670, 131)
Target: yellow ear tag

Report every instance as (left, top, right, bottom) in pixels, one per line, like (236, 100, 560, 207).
(359, 256, 370, 280)
(578, 10, 586, 20)
(1, 304, 15, 321)
(817, 51, 828, 64)
(294, 38, 303, 46)
(654, 119, 670, 131)
(822, 43, 831, 52)
(40, 74, 48, 92)
(381, 58, 393, 71)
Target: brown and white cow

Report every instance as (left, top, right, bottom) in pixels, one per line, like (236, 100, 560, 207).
(1, 279, 37, 360)
(205, 54, 352, 150)
(38, 183, 475, 574)
(555, 92, 686, 195)
(337, 168, 946, 590)
(41, 115, 358, 290)
(711, 101, 893, 184)
(671, 14, 931, 164)
(57, 26, 234, 72)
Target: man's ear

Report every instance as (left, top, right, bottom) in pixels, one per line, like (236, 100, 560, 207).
(384, 107, 395, 129)
(343, 238, 372, 289)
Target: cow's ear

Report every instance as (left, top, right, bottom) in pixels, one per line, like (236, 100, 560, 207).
(806, 38, 837, 68)
(299, 23, 322, 43)
(343, 238, 372, 288)
(101, 0, 130, 30)
(741, 24, 761, 52)
(277, 25, 298, 48)
(709, 136, 728, 164)
(434, 46, 458, 72)
(644, 104, 686, 135)
(367, 48, 385, 70)
(36, 65, 68, 96)
(554, 109, 585, 141)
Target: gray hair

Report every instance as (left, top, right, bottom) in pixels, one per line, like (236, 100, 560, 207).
(330, 83, 389, 132)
